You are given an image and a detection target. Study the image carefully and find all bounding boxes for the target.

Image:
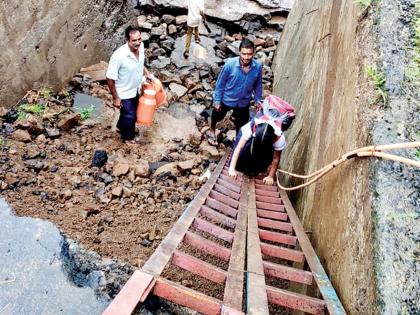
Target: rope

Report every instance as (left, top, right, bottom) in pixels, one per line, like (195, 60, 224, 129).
(276, 141, 420, 191)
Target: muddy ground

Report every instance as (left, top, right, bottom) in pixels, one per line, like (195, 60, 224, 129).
(0, 8, 283, 303)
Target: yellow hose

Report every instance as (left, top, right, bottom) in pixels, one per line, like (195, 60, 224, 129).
(276, 141, 420, 191)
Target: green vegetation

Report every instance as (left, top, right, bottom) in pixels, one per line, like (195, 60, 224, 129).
(42, 87, 52, 99)
(354, 0, 373, 9)
(416, 149, 420, 159)
(365, 66, 388, 104)
(405, 0, 420, 84)
(16, 103, 46, 120)
(78, 105, 95, 120)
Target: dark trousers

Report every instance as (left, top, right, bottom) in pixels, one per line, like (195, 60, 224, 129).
(210, 103, 250, 133)
(117, 96, 139, 140)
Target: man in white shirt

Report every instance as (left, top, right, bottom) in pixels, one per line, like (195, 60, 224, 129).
(106, 26, 150, 144)
(183, 0, 206, 58)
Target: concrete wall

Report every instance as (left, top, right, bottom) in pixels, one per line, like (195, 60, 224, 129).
(0, 0, 136, 107)
(271, 2, 376, 313)
(272, 0, 419, 314)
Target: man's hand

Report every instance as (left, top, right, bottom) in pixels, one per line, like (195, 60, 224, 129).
(228, 167, 238, 180)
(263, 175, 274, 185)
(113, 97, 122, 108)
(214, 103, 221, 112)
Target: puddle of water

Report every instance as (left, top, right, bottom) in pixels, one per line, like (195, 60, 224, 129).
(73, 93, 105, 120)
(0, 199, 107, 315)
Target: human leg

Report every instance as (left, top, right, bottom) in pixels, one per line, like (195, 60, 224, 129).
(232, 106, 250, 133)
(184, 26, 193, 57)
(117, 96, 138, 141)
(207, 104, 230, 145)
(194, 26, 200, 43)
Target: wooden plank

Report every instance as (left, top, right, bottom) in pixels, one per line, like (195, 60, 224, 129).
(223, 178, 249, 310)
(154, 278, 222, 315)
(279, 190, 346, 314)
(255, 183, 277, 191)
(255, 188, 280, 197)
(141, 150, 230, 276)
(256, 195, 283, 204)
(247, 179, 269, 314)
(266, 285, 326, 315)
(171, 251, 227, 284)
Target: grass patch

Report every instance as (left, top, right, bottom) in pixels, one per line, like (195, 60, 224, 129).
(354, 0, 373, 8)
(77, 105, 95, 120)
(16, 103, 46, 121)
(42, 87, 52, 99)
(365, 66, 388, 104)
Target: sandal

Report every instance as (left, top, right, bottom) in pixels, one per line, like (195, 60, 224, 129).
(205, 130, 218, 146)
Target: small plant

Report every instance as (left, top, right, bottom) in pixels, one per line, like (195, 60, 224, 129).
(365, 65, 388, 104)
(416, 149, 420, 159)
(42, 87, 52, 99)
(20, 103, 45, 115)
(354, 0, 373, 8)
(78, 105, 95, 120)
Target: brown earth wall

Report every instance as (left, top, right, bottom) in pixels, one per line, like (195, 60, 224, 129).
(271, 1, 376, 314)
(0, 0, 136, 107)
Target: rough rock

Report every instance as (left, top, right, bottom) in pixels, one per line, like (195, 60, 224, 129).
(46, 128, 61, 139)
(0, 106, 7, 117)
(169, 83, 188, 98)
(132, 160, 150, 177)
(111, 186, 123, 197)
(112, 163, 129, 177)
(57, 114, 81, 130)
(11, 130, 32, 142)
(154, 162, 179, 177)
(175, 15, 187, 25)
(178, 160, 195, 171)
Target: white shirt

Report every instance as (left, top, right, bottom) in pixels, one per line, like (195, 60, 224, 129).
(106, 43, 145, 99)
(184, 0, 204, 27)
(241, 121, 286, 151)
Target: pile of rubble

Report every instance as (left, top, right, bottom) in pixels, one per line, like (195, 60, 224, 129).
(0, 10, 281, 267)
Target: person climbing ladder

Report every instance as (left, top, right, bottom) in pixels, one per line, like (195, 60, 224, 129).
(228, 95, 295, 185)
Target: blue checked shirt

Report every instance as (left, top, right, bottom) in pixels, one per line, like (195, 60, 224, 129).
(213, 57, 263, 108)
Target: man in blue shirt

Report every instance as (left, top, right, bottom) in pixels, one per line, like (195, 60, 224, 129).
(206, 38, 263, 146)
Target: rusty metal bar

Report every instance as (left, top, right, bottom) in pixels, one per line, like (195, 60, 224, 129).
(193, 217, 234, 244)
(220, 173, 242, 186)
(210, 190, 240, 208)
(255, 183, 277, 191)
(247, 179, 270, 314)
(258, 229, 297, 246)
(154, 278, 222, 315)
(263, 261, 313, 285)
(183, 231, 231, 262)
(257, 209, 288, 221)
(266, 285, 326, 315)
(200, 205, 237, 229)
(206, 197, 238, 218)
(255, 188, 280, 197)
(256, 201, 285, 212)
(214, 183, 241, 200)
(260, 243, 305, 263)
(256, 195, 283, 204)
(279, 190, 346, 314)
(223, 177, 247, 310)
(217, 178, 242, 193)
(171, 250, 227, 284)
(103, 270, 155, 315)
(257, 217, 294, 232)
